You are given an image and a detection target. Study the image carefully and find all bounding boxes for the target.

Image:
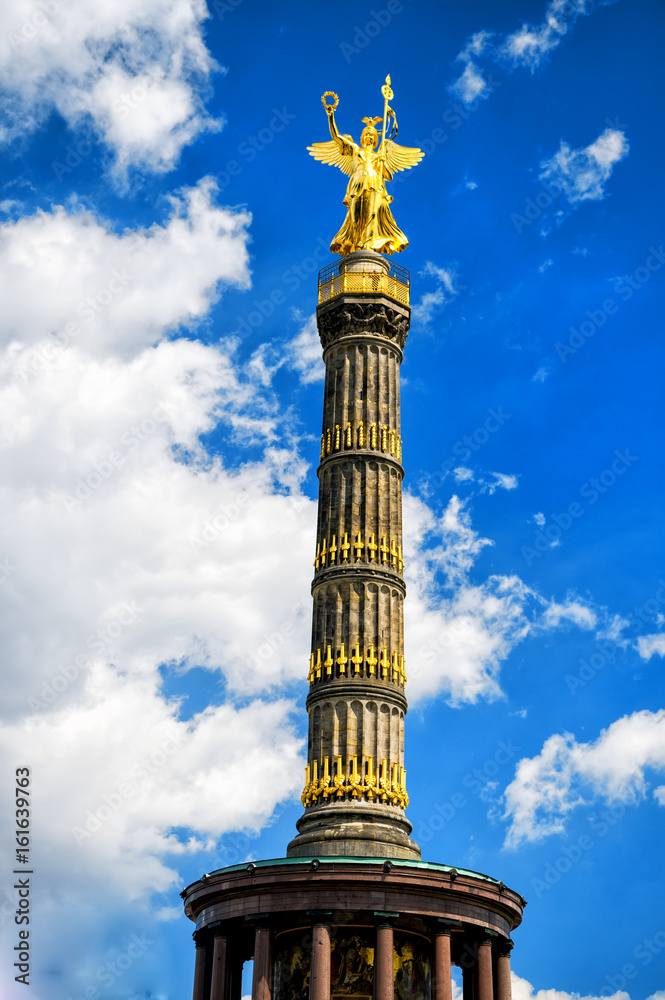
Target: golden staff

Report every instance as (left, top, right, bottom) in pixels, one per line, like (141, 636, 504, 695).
(380, 74, 394, 165)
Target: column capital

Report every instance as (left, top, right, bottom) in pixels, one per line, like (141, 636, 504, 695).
(373, 910, 400, 926)
(307, 909, 334, 924)
(435, 918, 462, 933)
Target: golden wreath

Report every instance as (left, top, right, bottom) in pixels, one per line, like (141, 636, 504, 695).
(321, 91, 339, 111)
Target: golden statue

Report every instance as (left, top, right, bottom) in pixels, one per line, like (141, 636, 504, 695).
(308, 76, 424, 257)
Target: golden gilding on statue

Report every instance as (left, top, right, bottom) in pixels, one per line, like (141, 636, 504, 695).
(308, 75, 424, 256)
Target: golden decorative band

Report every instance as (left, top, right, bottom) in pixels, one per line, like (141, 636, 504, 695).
(320, 421, 402, 460)
(308, 642, 406, 686)
(301, 755, 408, 810)
(314, 532, 404, 572)
(318, 269, 410, 306)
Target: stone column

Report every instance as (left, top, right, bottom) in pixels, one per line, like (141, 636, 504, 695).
(496, 941, 513, 1000)
(374, 924, 394, 1000)
(476, 939, 493, 1000)
(309, 923, 331, 1000)
(433, 930, 453, 1000)
(210, 934, 228, 1000)
(252, 928, 273, 1000)
(192, 936, 208, 1000)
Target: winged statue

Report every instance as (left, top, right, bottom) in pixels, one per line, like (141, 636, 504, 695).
(307, 76, 424, 256)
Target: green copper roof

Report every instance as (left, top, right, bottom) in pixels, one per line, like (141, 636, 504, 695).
(202, 856, 499, 885)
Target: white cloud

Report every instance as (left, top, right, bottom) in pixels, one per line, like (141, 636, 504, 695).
(450, 1, 604, 104)
(539, 259, 554, 273)
(533, 512, 546, 526)
(511, 973, 628, 1000)
(449, 62, 489, 104)
(481, 471, 519, 494)
(413, 262, 461, 323)
(542, 600, 597, 630)
(0, 0, 219, 180)
(533, 363, 552, 382)
(636, 634, 665, 660)
(0, 178, 251, 360)
(286, 313, 325, 384)
(454, 466, 474, 482)
(503, 710, 665, 846)
(539, 129, 629, 205)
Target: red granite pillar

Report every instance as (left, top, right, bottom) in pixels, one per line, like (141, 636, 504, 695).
(309, 923, 331, 1000)
(192, 937, 208, 1000)
(374, 924, 394, 1000)
(477, 939, 493, 1000)
(433, 930, 453, 1000)
(210, 935, 228, 1000)
(496, 942, 513, 1000)
(252, 928, 273, 1000)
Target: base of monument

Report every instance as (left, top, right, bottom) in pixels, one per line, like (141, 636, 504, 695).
(287, 800, 421, 860)
(182, 856, 523, 1000)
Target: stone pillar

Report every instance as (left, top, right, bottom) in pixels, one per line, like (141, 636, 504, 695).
(374, 924, 394, 1000)
(309, 923, 331, 1000)
(192, 936, 208, 1000)
(252, 928, 273, 1000)
(433, 930, 453, 1000)
(496, 941, 513, 1000)
(210, 934, 228, 1000)
(476, 939, 493, 1000)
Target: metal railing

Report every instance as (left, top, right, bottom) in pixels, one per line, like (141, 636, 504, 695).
(318, 259, 410, 306)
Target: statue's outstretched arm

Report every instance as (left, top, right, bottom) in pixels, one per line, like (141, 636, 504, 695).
(326, 106, 345, 147)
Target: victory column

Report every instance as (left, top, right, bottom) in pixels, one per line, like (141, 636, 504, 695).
(182, 76, 525, 1000)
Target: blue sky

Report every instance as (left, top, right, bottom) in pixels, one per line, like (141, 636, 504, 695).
(0, 1, 664, 999)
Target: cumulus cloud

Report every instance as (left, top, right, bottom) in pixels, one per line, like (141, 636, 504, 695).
(286, 313, 325, 384)
(0, 178, 251, 360)
(511, 973, 628, 1000)
(413, 262, 462, 324)
(450, 1, 605, 104)
(636, 634, 665, 660)
(502, 710, 665, 847)
(0, 0, 219, 180)
(539, 128, 629, 205)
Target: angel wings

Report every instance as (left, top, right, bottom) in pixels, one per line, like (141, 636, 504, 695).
(307, 137, 424, 180)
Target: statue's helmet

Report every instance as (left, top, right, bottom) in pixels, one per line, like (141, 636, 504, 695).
(360, 125, 379, 148)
